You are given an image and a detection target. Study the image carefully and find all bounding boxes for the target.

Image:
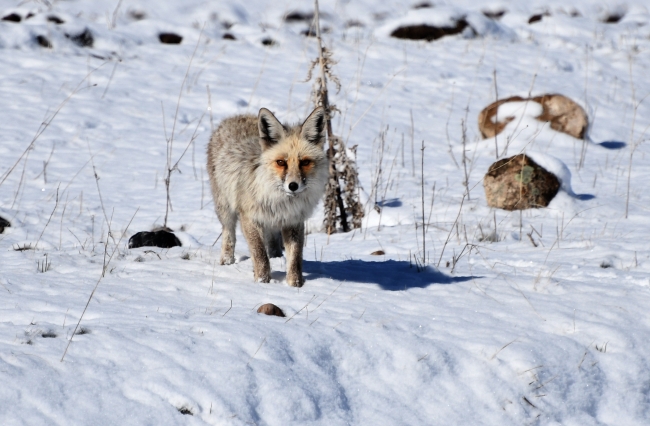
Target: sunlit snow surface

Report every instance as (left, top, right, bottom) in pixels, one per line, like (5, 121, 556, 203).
(1, 0, 650, 424)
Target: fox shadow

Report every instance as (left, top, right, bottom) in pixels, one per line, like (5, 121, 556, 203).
(303, 259, 474, 291)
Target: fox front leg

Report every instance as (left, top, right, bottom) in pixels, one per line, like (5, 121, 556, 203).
(282, 223, 305, 287)
(240, 215, 271, 283)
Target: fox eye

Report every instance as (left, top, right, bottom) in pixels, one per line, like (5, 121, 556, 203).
(276, 159, 286, 167)
(300, 159, 311, 167)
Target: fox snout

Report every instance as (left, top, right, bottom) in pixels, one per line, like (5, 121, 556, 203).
(283, 167, 306, 195)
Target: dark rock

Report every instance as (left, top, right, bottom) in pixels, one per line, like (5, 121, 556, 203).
(159, 32, 182, 44)
(284, 11, 313, 22)
(528, 14, 544, 24)
(129, 10, 146, 21)
(345, 20, 364, 28)
(603, 13, 623, 24)
(177, 406, 193, 416)
(36, 35, 52, 48)
(370, 250, 385, 255)
(484, 154, 560, 211)
(222, 33, 236, 40)
(66, 28, 94, 47)
(2, 13, 21, 23)
(0, 216, 10, 233)
(390, 19, 471, 41)
(413, 2, 433, 9)
(128, 230, 182, 249)
(261, 37, 276, 46)
(483, 10, 506, 20)
(257, 303, 285, 317)
(47, 15, 64, 24)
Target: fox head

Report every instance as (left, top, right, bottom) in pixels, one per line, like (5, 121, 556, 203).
(258, 107, 328, 196)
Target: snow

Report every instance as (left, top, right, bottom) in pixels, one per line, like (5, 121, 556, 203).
(1, 0, 650, 424)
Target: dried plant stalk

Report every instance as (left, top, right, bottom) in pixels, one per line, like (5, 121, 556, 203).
(311, 0, 363, 234)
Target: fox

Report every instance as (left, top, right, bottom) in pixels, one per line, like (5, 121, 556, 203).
(206, 107, 328, 287)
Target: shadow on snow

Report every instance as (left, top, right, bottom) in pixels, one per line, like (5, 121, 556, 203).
(303, 259, 474, 291)
(597, 141, 626, 150)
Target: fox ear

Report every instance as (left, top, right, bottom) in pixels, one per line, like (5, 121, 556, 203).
(301, 107, 326, 144)
(258, 108, 285, 149)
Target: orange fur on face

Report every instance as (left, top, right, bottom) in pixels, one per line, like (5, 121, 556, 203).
(272, 156, 315, 179)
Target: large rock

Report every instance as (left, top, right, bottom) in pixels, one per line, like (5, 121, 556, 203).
(484, 154, 560, 210)
(478, 94, 588, 139)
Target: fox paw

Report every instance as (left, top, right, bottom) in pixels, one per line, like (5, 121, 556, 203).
(287, 274, 304, 288)
(220, 254, 235, 265)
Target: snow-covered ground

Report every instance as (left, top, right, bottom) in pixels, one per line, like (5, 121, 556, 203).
(1, 0, 650, 424)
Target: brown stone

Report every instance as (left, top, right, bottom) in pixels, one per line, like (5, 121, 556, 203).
(478, 94, 588, 139)
(531, 94, 588, 139)
(483, 154, 560, 210)
(257, 303, 285, 317)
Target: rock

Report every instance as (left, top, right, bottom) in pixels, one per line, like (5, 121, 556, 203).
(478, 96, 525, 138)
(0, 216, 10, 234)
(47, 15, 65, 24)
(222, 33, 236, 40)
(532, 94, 588, 139)
(2, 13, 21, 23)
(261, 38, 276, 46)
(159, 32, 182, 44)
(257, 303, 285, 317)
(483, 154, 560, 210)
(370, 250, 385, 255)
(478, 94, 588, 139)
(284, 11, 313, 23)
(483, 9, 506, 20)
(128, 229, 181, 249)
(36, 35, 52, 48)
(66, 28, 94, 47)
(391, 19, 471, 41)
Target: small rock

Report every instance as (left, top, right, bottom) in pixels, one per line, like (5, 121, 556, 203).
(603, 13, 623, 23)
(370, 250, 385, 255)
(483, 10, 506, 20)
(284, 11, 313, 23)
(484, 154, 560, 210)
(257, 303, 285, 317)
(129, 10, 146, 21)
(261, 38, 276, 46)
(0, 216, 10, 234)
(47, 15, 64, 24)
(222, 33, 236, 40)
(528, 14, 544, 24)
(36, 35, 52, 48)
(413, 2, 433, 9)
(66, 28, 94, 47)
(2, 13, 21, 23)
(128, 230, 182, 249)
(390, 19, 471, 42)
(159, 32, 182, 44)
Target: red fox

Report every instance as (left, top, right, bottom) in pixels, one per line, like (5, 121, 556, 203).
(207, 107, 328, 287)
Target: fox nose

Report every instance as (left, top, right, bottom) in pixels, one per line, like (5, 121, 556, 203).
(288, 182, 299, 192)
